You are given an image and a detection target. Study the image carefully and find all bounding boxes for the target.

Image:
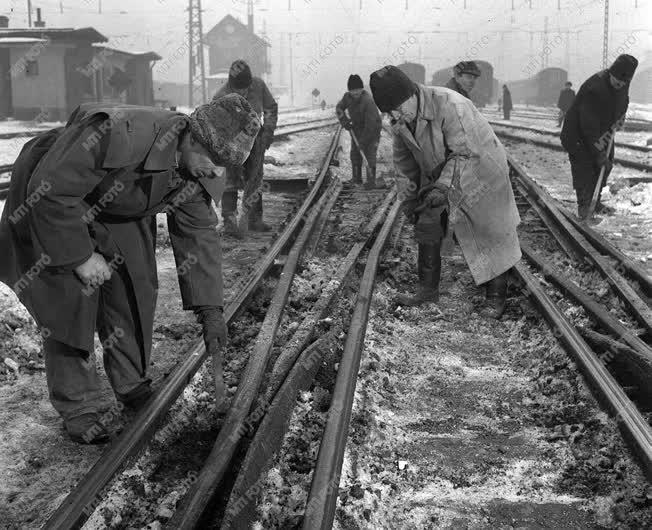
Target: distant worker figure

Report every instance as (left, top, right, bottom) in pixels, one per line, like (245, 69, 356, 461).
(320, 99, 327, 111)
(557, 81, 576, 127)
(502, 84, 513, 120)
(215, 59, 278, 235)
(445, 61, 481, 99)
(370, 65, 521, 319)
(336, 74, 382, 189)
(561, 54, 638, 219)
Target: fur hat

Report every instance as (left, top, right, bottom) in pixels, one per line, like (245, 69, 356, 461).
(189, 93, 261, 166)
(453, 61, 481, 77)
(347, 74, 364, 91)
(609, 54, 638, 82)
(369, 66, 417, 113)
(229, 60, 253, 89)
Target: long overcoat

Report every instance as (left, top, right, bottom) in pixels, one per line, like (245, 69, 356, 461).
(0, 103, 225, 352)
(392, 84, 521, 285)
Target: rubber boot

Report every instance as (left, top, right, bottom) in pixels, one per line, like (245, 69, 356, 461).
(221, 191, 242, 237)
(351, 164, 363, 185)
(575, 189, 590, 221)
(248, 195, 272, 232)
(116, 380, 153, 411)
(364, 165, 376, 190)
(395, 243, 441, 307)
(480, 271, 508, 319)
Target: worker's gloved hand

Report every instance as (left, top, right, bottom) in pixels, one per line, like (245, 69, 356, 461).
(424, 183, 448, 208)
(262, 128, 274, 150)
(595, 151, 612, 174)
(401, 199, 419, 224)
(194, 306, 227, 351)
(341, 119, 353, 131)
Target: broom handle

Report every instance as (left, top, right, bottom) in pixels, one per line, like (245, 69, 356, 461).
(345, 110, 371, 171)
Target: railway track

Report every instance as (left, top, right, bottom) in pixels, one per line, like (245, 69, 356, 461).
(508, 156, 652, 478)
(40, 122, 401, 529)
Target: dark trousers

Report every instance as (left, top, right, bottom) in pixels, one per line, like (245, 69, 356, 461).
(350, 136, 379, 169)
(503, 108, 511, 120)
(44, 263, 149, 420)
(569, 148, 613, 218)
(222, 133, 266, 222)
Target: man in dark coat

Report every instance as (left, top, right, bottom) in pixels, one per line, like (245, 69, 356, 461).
(445, 61, 481, 99)
(0, 95, 261, 443)
(215, 60, 278, 235)
(502, 85, 513, 120)
(335, 74, 382, 189)
(561, 54, 638, 219)
(557, 81, 576, 126)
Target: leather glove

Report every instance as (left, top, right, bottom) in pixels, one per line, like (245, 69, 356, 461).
(341, 119, 353, 131)
(423, 183, 448, 208)
(595, 151, 612, 174)
(262, 128, 274, 150)
(194, 306, 227, 350)
(401, 199, 418, 224)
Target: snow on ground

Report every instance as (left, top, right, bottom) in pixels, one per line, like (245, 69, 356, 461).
(0, 120, 63, 135)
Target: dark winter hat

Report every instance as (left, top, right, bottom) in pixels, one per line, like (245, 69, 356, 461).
(189, 93, 261, 166)
(609, 54, 638, 81)
(229, 59, 253, 89)
(453, 61, 481, 77)
(369, 66, 417, 113)
(347, 74, 364, 91)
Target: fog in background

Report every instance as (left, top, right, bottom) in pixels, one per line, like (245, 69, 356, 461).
(3, 0, 651, 106)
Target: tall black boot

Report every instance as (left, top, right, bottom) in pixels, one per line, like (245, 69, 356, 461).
(248, 194, 272, 232)
(395, 243, 441, 307)
(221, 191, 240, 237)
(351, 164, 362, 185)
(364, 165, 376, 190)
(481, 271, 508, 319)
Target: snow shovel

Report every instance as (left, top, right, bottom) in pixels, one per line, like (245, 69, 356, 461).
(587, 134, 615, 219)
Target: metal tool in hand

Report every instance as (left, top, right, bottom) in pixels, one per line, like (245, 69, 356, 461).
(588, 134, 615, 219)
(345, 110, 371, 171)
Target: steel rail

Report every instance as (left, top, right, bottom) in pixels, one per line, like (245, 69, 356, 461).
(521, 243, 652, 398)
(497, 130, 651, 172)
(42, 126, 343, 530)
(509, 156, 652, 336)
(221, 190, 396, 529)
(168, 177, 343, 529)
(303, 199, 402, 530)
(514, 262, 652, 479)
(489, 119, 651, 153)
(484, 109, 652, 132)
(560, 209, 652, 297)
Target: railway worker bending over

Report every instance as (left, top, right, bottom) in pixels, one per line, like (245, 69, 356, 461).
(445, 61, 481, 100)
(215, 59, 279, 236)
(335, 74, 382, 189)
(560, 54, 638, 220)
(369, 65, 522, 319)
(0, 95, 261, 443)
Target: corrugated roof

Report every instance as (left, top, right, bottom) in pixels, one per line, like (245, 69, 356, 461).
(92, 44, 161, 61)
(0, 27, 107, 42)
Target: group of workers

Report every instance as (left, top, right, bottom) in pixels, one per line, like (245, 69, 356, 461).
(0, 52, 638, 443)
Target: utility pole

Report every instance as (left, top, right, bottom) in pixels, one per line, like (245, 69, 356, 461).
(542, 16, 549, 69)
(289, 32, 294, 106)
(602, 0, 609, 68)
(27, 0, 32, 27)
(187, 0, 207, 108)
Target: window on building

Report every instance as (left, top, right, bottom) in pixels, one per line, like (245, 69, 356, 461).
(25, 60, 38, 76)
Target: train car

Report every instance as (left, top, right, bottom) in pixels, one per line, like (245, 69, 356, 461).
(397, 62, 426, 85)
(504, 77, 536, 105)
(628, 66, 651, 104)
(536, 67, 567, 106)
(428, 61, 494, 107)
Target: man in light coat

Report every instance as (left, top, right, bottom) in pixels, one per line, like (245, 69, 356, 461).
(370, 65, 521, 318)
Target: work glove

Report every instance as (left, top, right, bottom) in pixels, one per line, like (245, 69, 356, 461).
(341, 119, 353, 131)
(261, 128, 274, 150)
(595, 151, 612, 173)
(421, 182, 449, 209)
(401, 198, 419, 224)
(194, 306, 227, 350)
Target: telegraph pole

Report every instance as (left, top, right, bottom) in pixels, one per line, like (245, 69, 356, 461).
(289, 33, 294, 106)
(602, 0, 609, 67)
(27, 0, 32, 27)
(187, 0, 207, 108)
(542, 16, 549, 69)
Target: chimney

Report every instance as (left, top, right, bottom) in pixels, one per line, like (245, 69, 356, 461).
(34, 8, 45, 27)
(0, 16, 8, 28)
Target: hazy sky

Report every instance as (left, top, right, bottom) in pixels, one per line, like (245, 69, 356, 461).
(3, 0, 651, 104)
